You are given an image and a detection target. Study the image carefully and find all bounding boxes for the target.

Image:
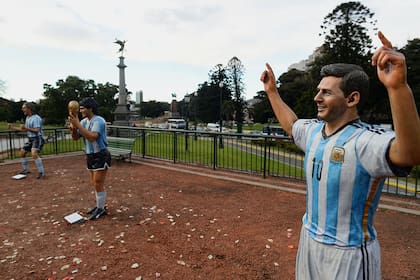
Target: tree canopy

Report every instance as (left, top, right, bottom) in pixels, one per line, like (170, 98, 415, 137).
(40, 76, 118, 125)
(190, 64, 233, 124)
(252, 1, 396, 123)
(401, 38, 420, 112)
(319, 1, 376, 64)
(140, 100, 170, 118)
(227, 57, 246, 133)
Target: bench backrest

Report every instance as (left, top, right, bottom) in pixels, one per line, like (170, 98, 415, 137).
(107, 136, 135, 149)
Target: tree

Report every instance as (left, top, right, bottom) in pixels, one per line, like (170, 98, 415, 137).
(0, 97, 13, 122)
(312, 1, 377, 82)
(252, 91, 275, 123)
(294, 89, 318, 119)
(197, 64, 233, 124)
(400, 38, 420, 113)
(319, 1, 376, 66)
(40, 76, 118, 124)
(226, 57, 246, 133)
(309, 1, 386, 122)
(95, 82, 119, 122)
(253, 68, 314, 123)
(140, 100, 169, 118)
(278, 68, 313, 117)
(195, 81, 221, 124)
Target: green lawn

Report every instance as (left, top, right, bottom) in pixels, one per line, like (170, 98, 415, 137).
(136, 132, 303, 178)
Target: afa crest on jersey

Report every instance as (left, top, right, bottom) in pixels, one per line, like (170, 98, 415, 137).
(330, 146, 345, 163)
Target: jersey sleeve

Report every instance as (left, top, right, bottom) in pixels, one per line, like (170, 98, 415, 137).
(356, 129, 411, 177)
(292, 119, 318, 152)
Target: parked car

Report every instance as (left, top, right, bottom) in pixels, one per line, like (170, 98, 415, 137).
(167, 119, 186, 129)
(262, 125, 285, 136)
(206, 123, 220, 132)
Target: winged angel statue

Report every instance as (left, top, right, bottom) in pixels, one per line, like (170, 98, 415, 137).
(114, 39, 126, 55)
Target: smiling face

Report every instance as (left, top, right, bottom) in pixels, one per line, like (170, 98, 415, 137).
(314, 76, 348, 123)
(79, 106, 93, 119)
(22, 104, 32, 116)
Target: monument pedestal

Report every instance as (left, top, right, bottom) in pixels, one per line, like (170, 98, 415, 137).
(112, 104, 131, 136)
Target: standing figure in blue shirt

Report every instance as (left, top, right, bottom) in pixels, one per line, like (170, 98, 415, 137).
(68, 97, 111, 220)
(260, 32, 420, 279)
(8, 102, 45, 179)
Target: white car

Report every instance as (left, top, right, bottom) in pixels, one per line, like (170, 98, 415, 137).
(206, 123, 220, 132)
(167, 119, 186, 129)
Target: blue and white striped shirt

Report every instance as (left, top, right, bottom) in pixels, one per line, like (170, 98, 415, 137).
(293, 119, 409, 247)
(79, 116, 108, 154)
(25, 114, 43, 138)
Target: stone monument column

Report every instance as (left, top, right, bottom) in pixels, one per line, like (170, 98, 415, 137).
(113, 39, 130, 126)
(170, 93, 180, 118)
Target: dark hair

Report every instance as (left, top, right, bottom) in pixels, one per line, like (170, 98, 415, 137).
(79, 97, 99, 115)
(23, 102, 37, 114)
(320, 63, 369, 105)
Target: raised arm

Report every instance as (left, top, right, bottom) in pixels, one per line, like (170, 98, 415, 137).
(372, 31, 420, 166)
(260, 63, 298, 136)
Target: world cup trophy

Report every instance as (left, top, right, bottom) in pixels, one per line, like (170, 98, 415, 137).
(68, 100, 79, 117)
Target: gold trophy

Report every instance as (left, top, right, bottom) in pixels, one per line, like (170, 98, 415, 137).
(68, 100, 79, 117)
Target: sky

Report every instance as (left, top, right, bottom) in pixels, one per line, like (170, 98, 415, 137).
(1, 0, 419, 104)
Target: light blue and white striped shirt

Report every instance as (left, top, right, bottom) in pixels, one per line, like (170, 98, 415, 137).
(79, 115, 108, 154)
(25, 114, 43, 138)
(293, 119, 409, 247)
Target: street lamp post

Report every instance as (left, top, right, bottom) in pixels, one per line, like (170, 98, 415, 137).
(184, 96, 190, 151)
(193, 92, 198, 140)
(218, 81, 224, 149)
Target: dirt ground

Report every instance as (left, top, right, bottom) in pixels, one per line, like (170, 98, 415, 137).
(0, 154, 419, 280)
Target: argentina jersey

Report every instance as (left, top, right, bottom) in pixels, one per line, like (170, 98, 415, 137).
(80, 116, 108, 154)
(25, 114, 43, 137)
(292, 119, 405, 247)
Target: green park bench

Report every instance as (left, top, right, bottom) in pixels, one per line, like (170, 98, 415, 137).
(107, 136, 135, 162)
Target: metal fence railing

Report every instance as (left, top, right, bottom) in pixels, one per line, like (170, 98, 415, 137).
(1, 125, 418, 198)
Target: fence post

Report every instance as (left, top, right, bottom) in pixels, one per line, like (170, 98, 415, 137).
(213, 134, 217, 170)
(141, 129, 146, 158)
(263, 137, 267, 179)
(54, 129, 59, 155)
(173, 131, 177, 164)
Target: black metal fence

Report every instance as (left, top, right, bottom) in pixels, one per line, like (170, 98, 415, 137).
(1, 125, 418, 198)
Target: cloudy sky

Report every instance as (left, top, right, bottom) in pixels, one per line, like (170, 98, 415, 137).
(1, 0, 419, 104)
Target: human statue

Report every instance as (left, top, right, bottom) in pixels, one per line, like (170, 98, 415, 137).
(114, 39, 126, 54)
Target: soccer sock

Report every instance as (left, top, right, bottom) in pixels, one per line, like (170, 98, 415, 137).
(96, 191, 107, 209)
(35, 157, 44, 174)
(21, 158, 29, 171)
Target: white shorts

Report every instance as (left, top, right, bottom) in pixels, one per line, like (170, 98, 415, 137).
(295, 226, 381, 280)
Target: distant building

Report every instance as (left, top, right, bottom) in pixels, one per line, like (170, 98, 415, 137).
(288, 47, 322, 71)
(136, 90, 143, 105)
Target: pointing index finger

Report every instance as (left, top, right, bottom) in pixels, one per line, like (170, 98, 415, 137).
(265, 63, 274, 72)
(378, 31, 392, 48)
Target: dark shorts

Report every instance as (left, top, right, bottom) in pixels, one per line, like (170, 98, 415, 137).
(22, 136, 44, 152)
(86, 149, 112, 170)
